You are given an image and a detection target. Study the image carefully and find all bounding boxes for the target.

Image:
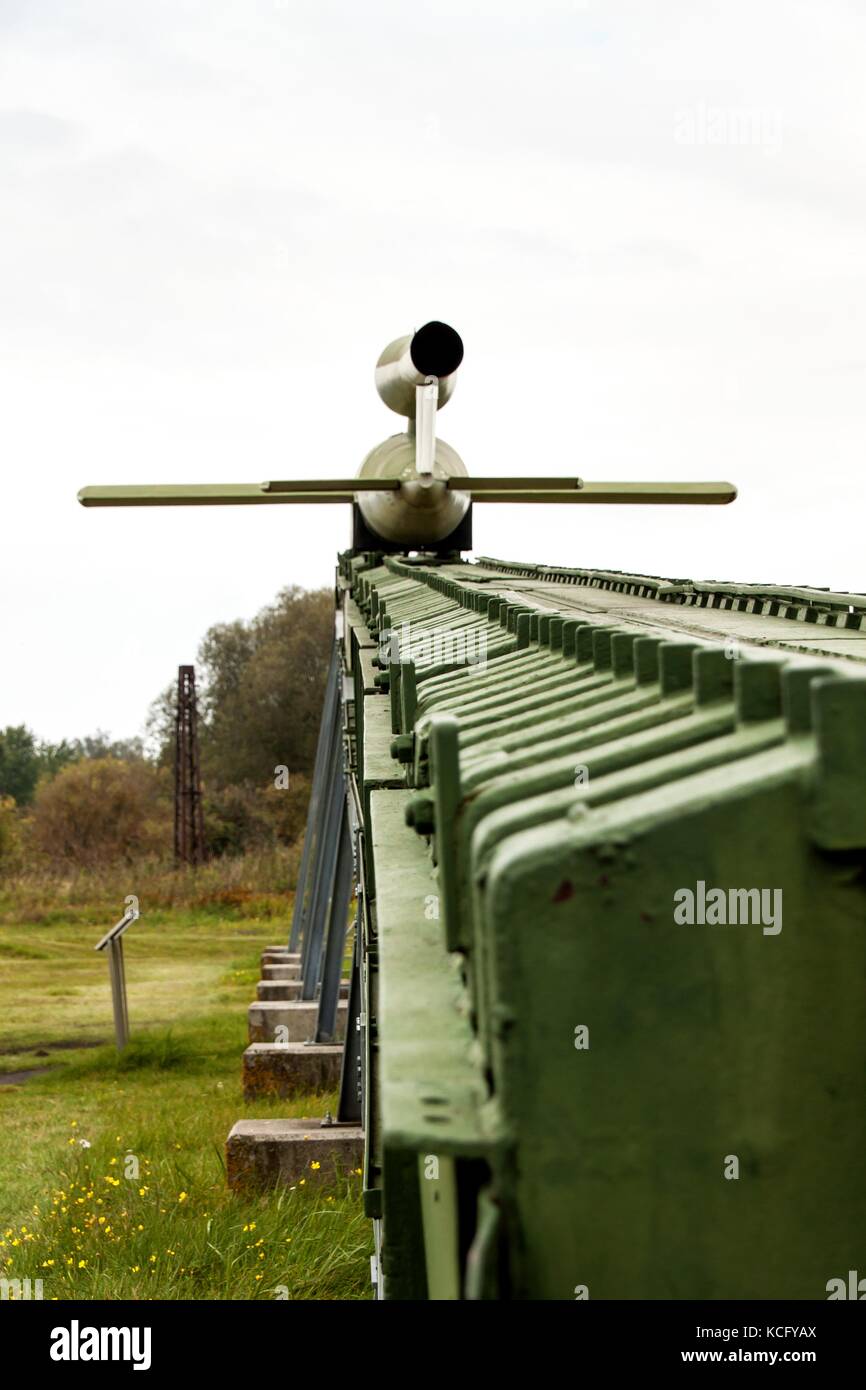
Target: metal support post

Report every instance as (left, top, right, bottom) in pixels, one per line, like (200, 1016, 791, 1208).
(289, 645, 341, 952)
(313, 803, 354, 1042)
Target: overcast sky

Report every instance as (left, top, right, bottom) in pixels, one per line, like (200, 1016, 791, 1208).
(2, 0, 865, 743)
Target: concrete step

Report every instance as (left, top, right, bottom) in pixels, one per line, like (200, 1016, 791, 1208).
(248, 999, 348, 1044)
(261, 949, 301, 966)
(262, 963, 301, 980)
(256, 979, 350, 1002)
(226, 1118, 364, 1190)
(256, 980, 304, 1001)
(243, 1042, 344, 1099)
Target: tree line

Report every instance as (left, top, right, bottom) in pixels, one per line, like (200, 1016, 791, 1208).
(0, 585, 332, 871)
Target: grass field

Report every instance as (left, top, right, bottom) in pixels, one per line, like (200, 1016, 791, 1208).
(0, 856, 372, 1301)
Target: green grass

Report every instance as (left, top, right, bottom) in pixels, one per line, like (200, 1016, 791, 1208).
(0, 867, 372, 1300)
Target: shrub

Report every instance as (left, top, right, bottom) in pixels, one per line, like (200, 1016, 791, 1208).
(27, 757, 172, 868)
(203, 776, 310, 857)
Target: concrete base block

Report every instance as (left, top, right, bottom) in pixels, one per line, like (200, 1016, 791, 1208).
(256, 980, 304, 1001)
(243, 1043, 344, 1099)
(226, 1118, 364, 1190)
(248, 999, 348, 1044)
(262, 963, 301, 980)
(255, 980, 350, 1002)
(261, 949, 301, 966)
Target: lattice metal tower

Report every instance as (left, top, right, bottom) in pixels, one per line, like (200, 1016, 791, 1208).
(174, 664, 206, 866)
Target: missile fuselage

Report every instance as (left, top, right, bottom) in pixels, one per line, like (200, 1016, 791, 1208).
(356, 321, 470, 546)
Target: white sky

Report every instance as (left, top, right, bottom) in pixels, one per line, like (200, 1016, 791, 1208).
(2, 0, 865, 742)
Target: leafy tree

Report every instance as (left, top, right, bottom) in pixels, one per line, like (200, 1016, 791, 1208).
(0, 725, 39, 805)
(145, 686, 176, 769)
(66, 730, 146, 762)
(0, 794, 22, 867)
(34, 738, 80, 781)
(149, 586, 333, 792)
